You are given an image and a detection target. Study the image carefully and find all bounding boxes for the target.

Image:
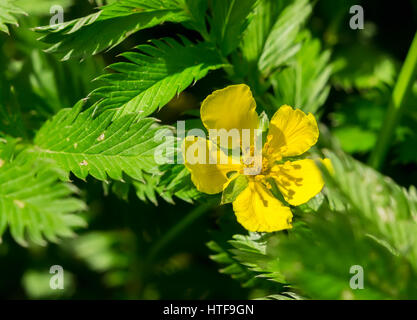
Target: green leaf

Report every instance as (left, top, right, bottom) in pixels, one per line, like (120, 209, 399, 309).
(29, 100, 172, 182)
(26, 49, 105, 115)
(180, 0, 208, 34)
(208, 232, 288, 291)
(0, 135, 20, 164)
(209, 0, 258, 56)
(221, 174, 248, 204)
(0, 0, 26, 34)
(134, 164, 201, 204)
(258, 111, 269, 133)
(258, 0, 312, 75)
(228, 233, 285, 284)
(240, 0, 287, 63)
(269, 31, 333, 114)
(275, 213, 403, 299)
(0, 156, 86, 246)
(35, 0, 191, 60)
(91, 37, 225, 120)
(111, 164, 200, 205)
(322, 150, 417, 273)
(207, 239, 260, 288)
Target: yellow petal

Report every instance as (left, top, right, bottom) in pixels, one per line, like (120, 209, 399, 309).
(267, 105, 319, 158)
(232, 181, 293, 232)
(271, 159, 326, 206)
(201, 84, 259, 148)
(183, 137, 242, 194)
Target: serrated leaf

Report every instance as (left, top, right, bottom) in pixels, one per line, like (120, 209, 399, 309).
(29, 100, 172, 182)
(258, 0, 311, 75)
(180, 0, 208, 33)
(35, 0, 191, 60)
(0, 0, 26, 34)
(209, 0, 258, 56)
(269, 31, 332, 114)
(322, 150, 417, 273)
(91, 38, 225, 120)
(240, 0, 286, 63)
(0, 157, 86, 246)
(208, 231, 288, 292)
(207, 239, 260, 288)
(135, 164, 200, 204)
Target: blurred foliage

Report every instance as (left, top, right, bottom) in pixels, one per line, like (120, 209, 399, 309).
(0, 0, 417, 300)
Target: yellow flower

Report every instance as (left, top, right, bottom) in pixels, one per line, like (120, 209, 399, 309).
(183, 84, 330, 232)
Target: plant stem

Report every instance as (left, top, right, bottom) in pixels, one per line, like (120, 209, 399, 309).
(369, 31, 417, 170)
(146, 199, 216, 263)
(137, 199, 217, 298)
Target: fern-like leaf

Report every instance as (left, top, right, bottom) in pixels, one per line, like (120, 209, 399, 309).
(207, 239, 260, 288)
(258, 0, 311, 75)
(240, 0, 284, 64)
(91, 37, 225, 119)
(269, 31, 333, 114)
(209, 0, 258, 56)
(323, 150, 417, 273)
(29, 100, 172, 182)
(111, 164, 200, 205)
(0, 0, 26, 34)
(208, 232, 288, 290)
(133, 164, 201, 204)
(35, 0, 191, 60)
(0, 156, 86, 246)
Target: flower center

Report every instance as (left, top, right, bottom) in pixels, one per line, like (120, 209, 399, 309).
(241, 151, 271, 177)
